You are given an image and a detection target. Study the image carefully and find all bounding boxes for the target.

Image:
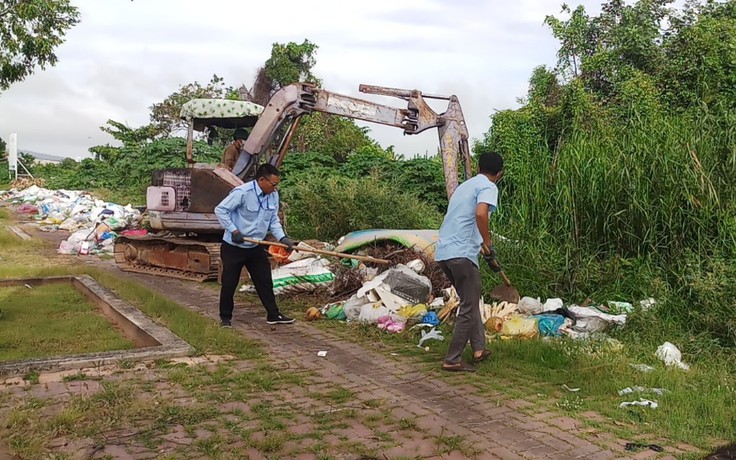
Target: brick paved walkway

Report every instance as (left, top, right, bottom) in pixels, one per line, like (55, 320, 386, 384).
(118, 268, 674, 460)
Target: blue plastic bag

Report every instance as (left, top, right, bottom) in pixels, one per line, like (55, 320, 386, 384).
(532, 314, 566, 336)
(420, 311, 440, 326)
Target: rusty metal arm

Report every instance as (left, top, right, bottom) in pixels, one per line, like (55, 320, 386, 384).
(185, 120, 194, 166)
(242, 84, 316, 158)
(240, 82, 472, 198)
(437, 96, 471, 198)
(243, 83, 447, 159)
(310, 90, 419, 134)
(360, 84, 471, 197)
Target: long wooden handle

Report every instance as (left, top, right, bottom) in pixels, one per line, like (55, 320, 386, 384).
(240, 236, 391, 265)
(498, 270, 513, 287)
(481, 243, 513, 286)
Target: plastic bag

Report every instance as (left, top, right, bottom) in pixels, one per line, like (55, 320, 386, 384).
(397, 304, 428, 318)
(382, 264, 432, 304)
(343, 294, 371, 321)
(287, 241, 320, 262)
(57, 240, 75, 255)
(542, 298, 564, 312)
(518, 296, 543, 315)
(533, 314, 566, 336)
(16, 203, 38, 214)
(572, 316, 610, 333)
(655, 342, 690, 370)
(358, 303, 389, 324)
(268, 245, 290, 264)
(240, 257, 334, 295)
(500, 316, 539, 339)
(405, 259, 425, 273)
(417, 327, 444, 347)
(322, 302, 346, 320)
(67, 229, 93, 245)
(377, 315, 405, 333)
(619, 399, 658, 409)
(568, 306, 627, 326)
(420, 311, 440, 326)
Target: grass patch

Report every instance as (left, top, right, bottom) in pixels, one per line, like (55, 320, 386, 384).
(0, 225, 263, 359)
(0, 220, 275, 456)
(166, 362, 305, 404)
(288, 299, 735, 452)
(0, 283, 134, 361)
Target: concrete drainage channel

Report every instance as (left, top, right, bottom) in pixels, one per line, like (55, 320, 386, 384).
(0, 275, 194, 377)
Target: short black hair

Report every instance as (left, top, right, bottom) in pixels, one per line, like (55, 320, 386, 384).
(256, 163, 281, 179)
(478, 152, 504, 175)
(233, 128, 248, 140)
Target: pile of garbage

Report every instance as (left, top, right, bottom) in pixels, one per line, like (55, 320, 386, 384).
(1, 185, 143, 255)
(238, 240, 655, 348)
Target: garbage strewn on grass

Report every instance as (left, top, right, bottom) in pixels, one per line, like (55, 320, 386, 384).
(242, 235, 684, 375)
(1, 185, 143, 255)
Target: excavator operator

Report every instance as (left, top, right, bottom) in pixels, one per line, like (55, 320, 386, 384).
(220, 128, 251, 176)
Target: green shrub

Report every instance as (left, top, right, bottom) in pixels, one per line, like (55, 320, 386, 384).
(280, 173, 442, 241)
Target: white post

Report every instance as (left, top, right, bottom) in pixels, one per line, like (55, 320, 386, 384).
(7, 133, 17, 180)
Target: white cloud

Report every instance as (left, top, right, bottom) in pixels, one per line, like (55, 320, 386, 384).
(0, 0, 604, 159)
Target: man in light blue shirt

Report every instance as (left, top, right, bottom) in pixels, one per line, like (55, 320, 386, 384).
(215, 163, 296, 327)
(435, 152, 504, 372)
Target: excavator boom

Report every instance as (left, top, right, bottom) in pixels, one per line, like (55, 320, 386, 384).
(241, 82, 472, 198)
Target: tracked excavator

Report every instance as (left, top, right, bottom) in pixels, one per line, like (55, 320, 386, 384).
(114, 82, 473, 281)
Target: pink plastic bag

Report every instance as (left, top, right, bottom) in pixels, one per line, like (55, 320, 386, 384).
(376, 315, 405, 333)
(120, 229, 148, 237)
(17, 203, 38, 214)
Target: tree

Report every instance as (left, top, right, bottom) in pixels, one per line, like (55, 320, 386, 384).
(89, 120, 157, 161)
(544, 0, 670, 99)
(148, 74, 234, 137)
(263, 39, 320, 92)
(0, 136, 6, 155)
(660, 0, 736, 111)
(0, 0, 80, 91)
(145, 39, 379, 163)
(240, 40, 320, 105)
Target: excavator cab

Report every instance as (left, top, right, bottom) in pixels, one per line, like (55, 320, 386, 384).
(114, 99, 270, 281)
(144, 99, 265, 235)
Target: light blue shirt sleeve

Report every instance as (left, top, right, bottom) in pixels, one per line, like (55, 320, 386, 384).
(214, 188, 242, 233)
(477, 185, 498, 212)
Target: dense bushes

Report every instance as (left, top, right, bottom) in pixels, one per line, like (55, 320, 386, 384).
(280, 172, 442, 241)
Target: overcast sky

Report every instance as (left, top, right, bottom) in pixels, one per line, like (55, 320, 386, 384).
(0, 0, 605, 160)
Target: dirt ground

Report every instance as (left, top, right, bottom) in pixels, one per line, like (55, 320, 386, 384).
(0, 223, 691, 460)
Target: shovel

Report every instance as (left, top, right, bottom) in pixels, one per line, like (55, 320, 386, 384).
(239, 236, 391, 265)
(482, 245, 520, 304)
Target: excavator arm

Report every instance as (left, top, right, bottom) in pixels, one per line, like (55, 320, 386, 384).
(239, 82, 472, 198)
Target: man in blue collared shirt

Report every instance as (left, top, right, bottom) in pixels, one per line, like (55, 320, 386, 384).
(215, 164, 296, 327)
(435, 152, 504, 372)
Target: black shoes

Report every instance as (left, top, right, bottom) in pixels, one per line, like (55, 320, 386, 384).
(266, 314, 295, 325)
(221, 314, 295, 327)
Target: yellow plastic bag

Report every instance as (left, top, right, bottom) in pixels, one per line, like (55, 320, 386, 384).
(500, 316, 539, 339)
(397, 303, 428, 318)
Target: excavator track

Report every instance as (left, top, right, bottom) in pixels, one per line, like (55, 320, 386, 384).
(114, 235, 221, 282)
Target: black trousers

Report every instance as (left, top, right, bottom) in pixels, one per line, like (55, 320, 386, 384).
(219, 242, 279, 321)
